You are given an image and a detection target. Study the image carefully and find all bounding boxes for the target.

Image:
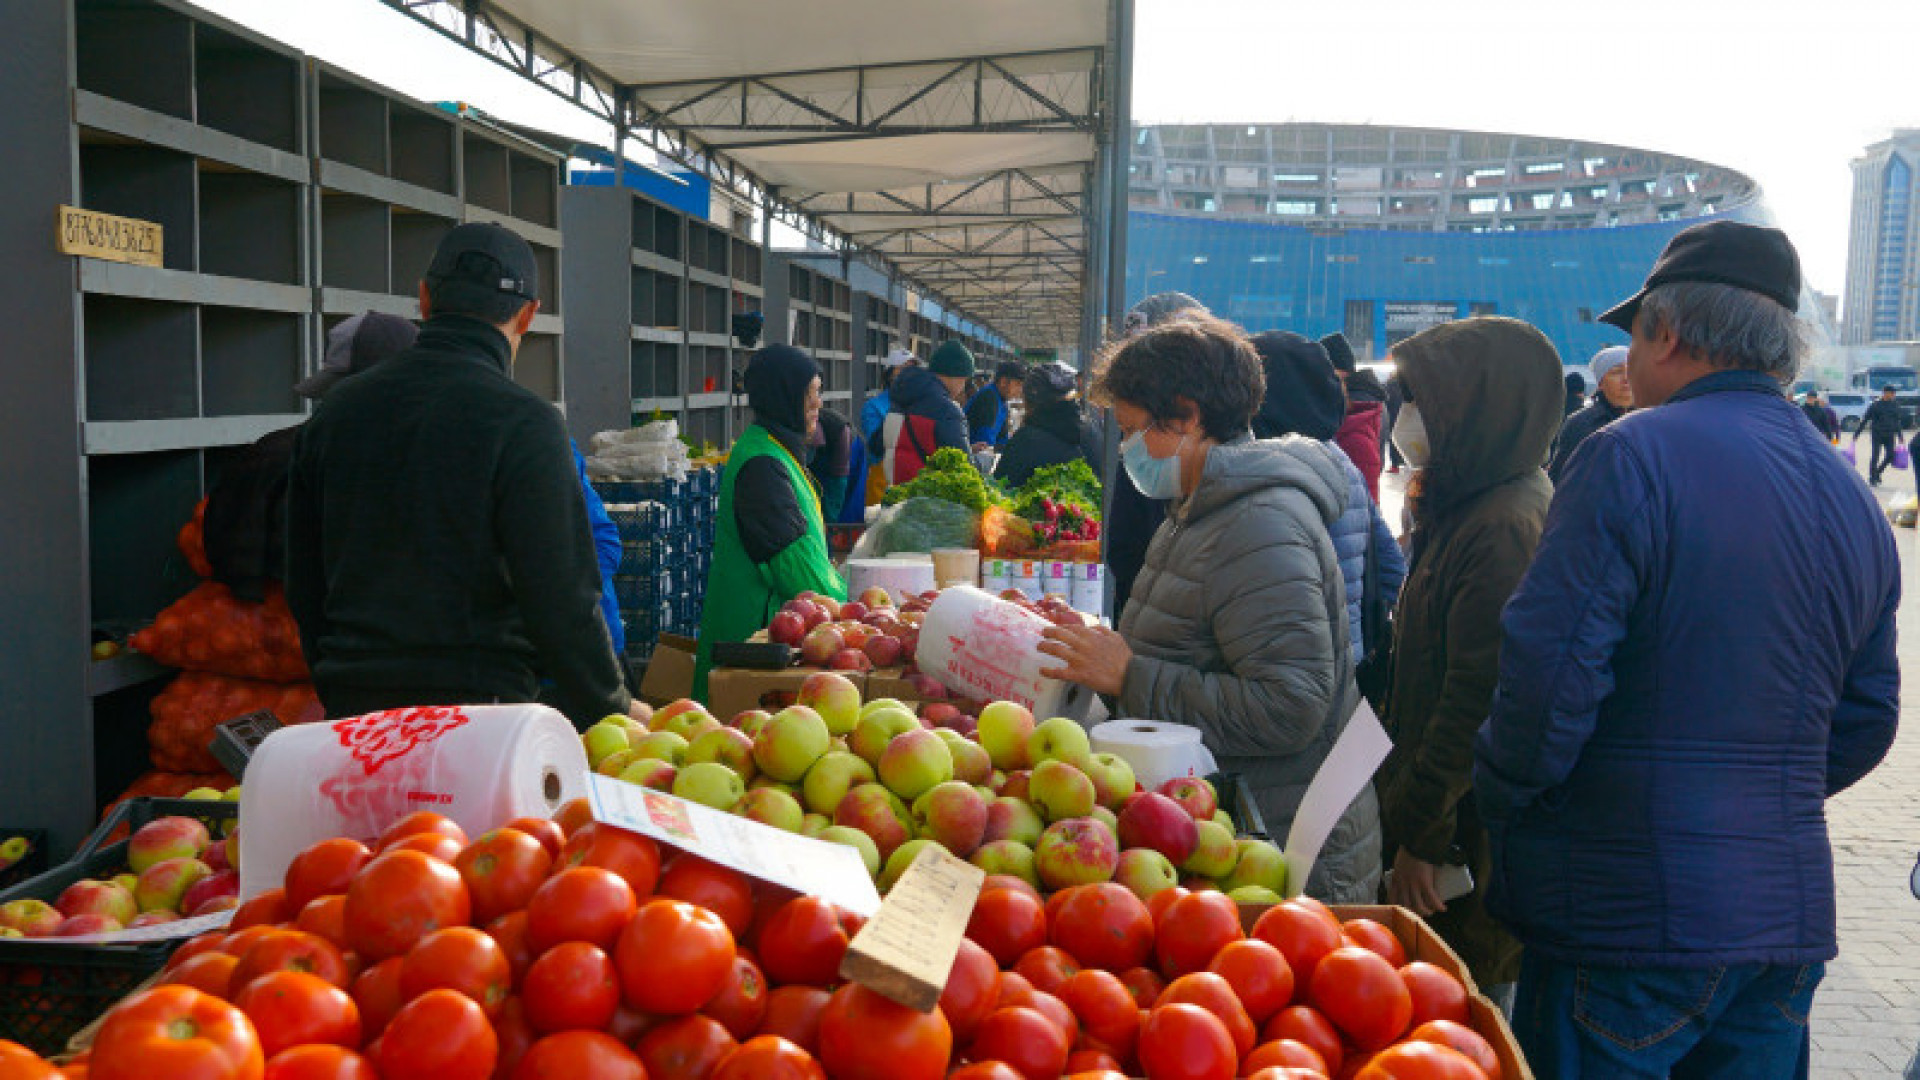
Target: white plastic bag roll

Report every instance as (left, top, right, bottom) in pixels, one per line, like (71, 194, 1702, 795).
(914, 586, 1097, 722)
(846, 558, 936, 604)
(1090, 719, 1219, 791)
(238, 704, 586, 899)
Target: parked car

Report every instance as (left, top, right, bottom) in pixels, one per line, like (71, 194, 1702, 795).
(1826, 391, 1869, 433)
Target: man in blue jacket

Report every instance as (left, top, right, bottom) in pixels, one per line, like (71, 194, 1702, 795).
(1475, 221, 1900, 1076)
(966, 361, 1027, 449)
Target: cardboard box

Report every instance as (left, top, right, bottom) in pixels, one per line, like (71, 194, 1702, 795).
(639, 634, 697, 706)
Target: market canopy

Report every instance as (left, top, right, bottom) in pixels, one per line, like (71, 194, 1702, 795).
(385, 0, 1129, 351)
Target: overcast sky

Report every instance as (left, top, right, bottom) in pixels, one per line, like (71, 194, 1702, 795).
(202, 0, 1918, 307)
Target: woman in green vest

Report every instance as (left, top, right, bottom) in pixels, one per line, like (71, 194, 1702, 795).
(694, 344, 848, 701)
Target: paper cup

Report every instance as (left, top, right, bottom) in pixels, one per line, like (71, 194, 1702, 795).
(931, 548, 981, 589)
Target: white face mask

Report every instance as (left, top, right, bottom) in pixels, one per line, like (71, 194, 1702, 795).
(1392, 403, 1432, 468)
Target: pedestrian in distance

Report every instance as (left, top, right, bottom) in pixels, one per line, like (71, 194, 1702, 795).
(966, 360, 1027, 451)
(877, 340, 973, 485)
(1324, 332, 1387, 502)
(1547, 346, 1633, 484)
(1802, 389, 1841, 443)
(1853, 384, 1906, 485)
(1476, 220, 1900, 1077)
(993, 361, 1101, 490)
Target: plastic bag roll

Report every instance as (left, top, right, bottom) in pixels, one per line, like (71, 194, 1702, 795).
(1090, 719, 1219, 791)
(238, 704, 586, 899)
(914, 586, 1096, 722)
(845, 558, 936, 604)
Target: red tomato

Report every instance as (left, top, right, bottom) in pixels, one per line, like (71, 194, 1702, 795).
(948, 1064, 1026, 1080)
(162, 952, 239, 1000)
(383, 832, 465, 864)
(1307, 947, 1413, 1052)
(231, 888, 292, 932)
(616, 899, 737, 1015)
(1245, 1070, 1329, 1080)
(1057, 969, 1140, 1063)
(525, 867, 637, 953)
(1251, 902, 1345, 989)
(231, 931, 350, 993)
(283, 839, 372, 913)
(348, 956, 405, 1040)
(1155, 972, 1256, 1059)
(1014, 946, 1082, 996)
(1117, 965, 1167, 1009)
(817, 982, 952, 1080)
(261, 1045, 378, 1080)
(1153, 892, 1243, 978)
(492, 997, 538, 1080)
(1064, 1048, 1125, 1073)
(1145, 885, 1188, 926)
(656, 855, 754, 938)
(1208, 937, 1295, 1023)
(167, 932, 230, 971)
(377, 811, 468, 852)
(1049, 883, 1154, 973)
(343, 850, 471, 962)
(758, 985, 831, 1054)
(219, 927, 279, 961)
(511, 1031, 645, 1080)
(293, 896, 349, 951)
(453, 829, 554, 925)
(710, 1036, 826, 1080)
(1244, 1038, 1330, 1076)
(1353, 1040, 1486, 1080)
(233, 971, 360, 1058)
(754, 897, 849, 987)
(1406, 1020, 1501, 1080)
(91, 986, 263, 1080)
(1024, 990, 1080, 1046)
(521, 942, 620, 1034)
(375, 989, 496, 1080)
(701, 952, 770, 1040)
(1400, 963, 1470, 1029)
(1263, 1005, 1344, 1075)
(398, 927, 511, 1017)
(1137, 1003, 1236, 1080)
(485, 911, 537, 985)
(635, 1014, 737, 1079)
(557, 824, 661, 901)
(966, 887, 1048, 968)
(968, 1007, 1069, 1080)
(0, 1041, 59, 1080)
(503, 817, 566, 860)
(938, 937, 1002, 1044)
(993, 971, 1034, 1008)
(1341, 919, 1408, 968)
(551, 798, 595, 838)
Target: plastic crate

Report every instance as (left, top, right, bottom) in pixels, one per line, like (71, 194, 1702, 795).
(0, 798, 238, 1054)
(1207, 771, 1269, 842)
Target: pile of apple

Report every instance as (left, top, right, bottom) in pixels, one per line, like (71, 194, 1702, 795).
(0, 812, 241, 940)
(583, 682, 1291, 904)
(764, 588, 1089, 681)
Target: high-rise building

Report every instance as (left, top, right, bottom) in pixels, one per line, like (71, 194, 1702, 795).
(1842, 131, 1920, 345)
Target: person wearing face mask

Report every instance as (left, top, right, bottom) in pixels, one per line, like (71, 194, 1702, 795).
(694, 344, 847, 700)
(1547, 346, 1633, 484)
(1374, 317, 1563, 1006)
(1037, 314, 1381, 903)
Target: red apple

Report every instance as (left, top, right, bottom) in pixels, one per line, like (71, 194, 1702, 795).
(1117, 791, 1201, 867)
(906, 673, 946, 701)
(792, 601, 828, 633)
(801, 625, 845, 667)
(830, 649, 873, 673)
(769, 610, 807, 647)
(181, 869, 239, 915)
(54, 914, 123, 936)
(920, 703, 964, 731)
(839, 601, 870, 623)
(128, 911, 181, 928)
(1159, 776, 1219, 822)
(859, 586, 894, 610)
(190, 896, 240, 918)
(862, 635, 904, 668)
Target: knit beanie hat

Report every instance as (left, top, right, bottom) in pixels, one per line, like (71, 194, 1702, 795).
(930, 340, 975, 378)
(1588, 346, 1628, 385)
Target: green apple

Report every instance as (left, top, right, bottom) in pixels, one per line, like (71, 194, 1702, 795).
(686, 727, 758, 784)
(1228, 885, 1285, 905)
(221, 784, 243, 803)
(632, 730, 691, 767)
(969, 840, 1038, 888)
(674, 762, 745, 811)
(881, 838, 942, 892)
(134, 857, 212, 913)
(800, 813, 832, 839)
(651, 699, 713, 738)
(940, 732, 994, 786)
(753, 705, 831, 784)
(1114, 847, 1180, 901)
(1221, 838, 1288, 895)
(1212, 808, 1235, 835)
(976, 702, 1035, 771)
(850, 707, 919, 767)
(818, 825, 881, 876)
(733, 710, 775, 740)
(111, 873, 139, 894)
(1084, 752, 1137, 810)
(878, 728, 955, 802)
(181, 787, 224, 801)
(1028, 760, 1096, 823)
(617, 758, 678, 792)
(582, 720, 632, 768)
(1090, 805, 1118, 840)
(859, 698, 910, 722)
(797, 672, 864, 737)
(735, 786, 805, 831)
(594, 749, 640, 777)
(800, 751, 875, 815)
(1027, 716, 1093, 771)
(982, 796, 1045, 848)
(1183, 819, 1238, 879)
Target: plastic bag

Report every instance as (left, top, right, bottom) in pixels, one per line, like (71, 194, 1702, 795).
(867, 496, 980, 555)
(178, 497, 213, 579)
(148, 671, 322, 772)
(129, 581, 308, 682)
(1888, 494, 1918, 528)
(1896, 444, 1911, 471)
(587, 419, 692, 482)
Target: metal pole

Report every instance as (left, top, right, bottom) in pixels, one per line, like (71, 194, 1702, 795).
(1098, 0, 1134, 618)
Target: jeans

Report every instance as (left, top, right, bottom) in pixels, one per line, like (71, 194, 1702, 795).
(1513, 953, 1822, 1079)
(1870, 435, 1898, 482)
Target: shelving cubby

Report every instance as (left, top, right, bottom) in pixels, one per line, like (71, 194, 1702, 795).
(561, 184, 688, 439)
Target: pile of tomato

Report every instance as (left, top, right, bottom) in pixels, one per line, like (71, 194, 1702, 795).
(0, 802, 1506, 1080)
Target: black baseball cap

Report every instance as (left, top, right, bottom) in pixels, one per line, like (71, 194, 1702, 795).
(1600, 220, 1800, 333)
(424, 222, 539, 312)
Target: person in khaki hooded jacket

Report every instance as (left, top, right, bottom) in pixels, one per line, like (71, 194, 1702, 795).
(1376, 317, 1563, 1002)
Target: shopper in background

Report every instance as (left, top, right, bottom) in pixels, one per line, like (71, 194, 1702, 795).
(1382, 372, 1407, 475)
(1854, 384, 1906, 485)
(994, 360, 1101, 489)
(1108, 291, 1210, 620)
(1478, 222, 1899, 1075)
(967, 360, 1028, 450)
(571, 445, 626, 659)
(806, 407, 855, 521)
(1802, 390, 1841, 442)
(1563, 370, 1587, 417)
(286, 223, 637, 730)
(1548, 346, 1633, 484)
(1374, 316, 1563, 1006)
(863, 349, 917, 504)
(878, 339, 972, 485)
(1324, 332, 1386, 501)
(695, 344, 847, 700)
(1038, 314, 1381, 902)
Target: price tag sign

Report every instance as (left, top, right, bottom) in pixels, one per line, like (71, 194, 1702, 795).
(56, 205, 163, 267)
(838, 843, 984, 1012)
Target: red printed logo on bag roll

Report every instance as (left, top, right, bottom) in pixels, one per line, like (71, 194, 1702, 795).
(332, 706, 471, 777)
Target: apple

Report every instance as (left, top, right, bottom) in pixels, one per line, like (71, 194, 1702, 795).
(797, 672, 863, 737)
(1159, 776, 1218, 822)
(55, 914, 124, 936)
(222, 785, 243, 803)
(686, 727, 758, 783)
(651, 699, 710, 735)
(0, 899, 63, 937)
(753, 705, 831, 783)
(594, 749, 641, 778)
(582, 721, 631, 768)
(1090, 805, 1118, 840)
(127, 817, 210, 874)
(829, 649, 872, 673)
(798, 591, 841, 620)
(920, 703, 964, 730)
(1027, 716, 1094, 771)
(732, 711, 776, 742)
(859, 586, 894, 610)
(818, 825, 882, 876)
(686, 716, 724, 742)
(112, 873, 139, 895)
(748, 775, 799, 795)
(656, 704, 716, 741)
(632, 731, 691, 767)
(128, 911, 181, 928)
(56, 880, 137, 925)
(801, 813, 832, 839)
(976, 702, 1036, 771)
(617, 758, 678, 792)
(800, 626, 845, 668)
(911, 782, 989, 857)
(850, 707, 919, 768)
(612, 715, 651, 746)
(182, 787, 224, 801)
(191, 896, 240, 917)
(999, 770, 1033, 803)
(969, 840, 1039, 889)
(1033, 818, 1120, 890)
(735, 787, 806, 832)
(769, 610, 807, 647)
(202, 839, 229, 873)
(880, 838, 940, 893)
(833, 783, 914, 862)
(1114, 847, 1181, 901)
(861, 636, 903, 669)
(800, 751, 875, 815)
(937, 731, 993, 785)
(1117, 791, 1200, 866)
(1183, 819, 1239, 879)
(860, 698, 908, 721)
(981, 796, 1046, 848)
(1228, 886, 1285, 906)
(1028, 760, 1097, 823)
(839, 601, 870, 623)
(905, 673, 945, 701)
(1084, 753, 1138, 810)
(135, 857, 212, 913)
(1221, 838, 1289, 895)
(674, 762, 746, 811)
(181, 870, 238, 914)
(878, 728, 955, 802)
(0, 836, 29, 870)
(1212, 809, 1236, 835)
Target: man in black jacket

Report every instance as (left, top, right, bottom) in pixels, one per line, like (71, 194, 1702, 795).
(1801, 390, 1841, 442)
(1853, 385, 1907, 486)
(1548, 346, 1633, 484)
(286, 223, 637, 730)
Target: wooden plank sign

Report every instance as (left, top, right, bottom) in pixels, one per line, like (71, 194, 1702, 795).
(56, 205, 162, 267)
(838, 843, 985, 1012)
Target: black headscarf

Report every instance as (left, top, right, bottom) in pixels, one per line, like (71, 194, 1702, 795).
(1023, 361, 1079, 410)
(745, 344, 819, 442)
(1249, 331, 1346, 442)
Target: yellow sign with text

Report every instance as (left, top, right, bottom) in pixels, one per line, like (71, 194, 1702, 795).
(56, 205, 162, 268)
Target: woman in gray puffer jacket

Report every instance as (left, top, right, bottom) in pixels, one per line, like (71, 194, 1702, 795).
(1038, 315, 1382, 902)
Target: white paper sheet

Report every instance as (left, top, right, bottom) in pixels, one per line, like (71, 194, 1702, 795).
(1283, 700, 1393, 897)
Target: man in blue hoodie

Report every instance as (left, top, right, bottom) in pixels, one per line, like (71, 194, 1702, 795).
(877, 340, 973, 485)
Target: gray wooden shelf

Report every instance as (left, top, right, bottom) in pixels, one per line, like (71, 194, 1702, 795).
(84, 414, 305, 455)
(87, 651, 174, 698)
(75, 91, 309, 186)
(80, 261, 310, 313)
(316, 158, 461, 218)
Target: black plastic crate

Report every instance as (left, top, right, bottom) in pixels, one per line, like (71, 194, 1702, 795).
(1206, 771, 1269, 842)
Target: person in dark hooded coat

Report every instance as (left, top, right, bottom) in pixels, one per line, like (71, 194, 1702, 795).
(994, 361, 1100, 489)
(1323, 332, 1386, 500)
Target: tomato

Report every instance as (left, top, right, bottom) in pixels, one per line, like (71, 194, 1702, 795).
(1011, 946, 1079, 996)
(348, 958, 404, 1041)
(1058, 969, 1139, 1063)
(1251, 902, 1344, 988)
(492, 997, 537, 1080)
(635, 1014, 737, 1079)
(378, 811, 468, 852)
(525, 867, 637, 953)
(485, 911, 537, 984)
(993, 971, 1035, 1008)
(1064, 1048, 1125, 1073)
(1049, 883, 1153, 973)
(1117, 966, 1167, 1009)
(754, 897, 849, 987)
(968, 1007, 1069, 1080)
(231, 931, 350, 993)
(0, 1040, 59, 1079)
(521, 942, 620, 1034)
(1208, 937, 1295, 1023)
(616, 898, 736, 1015)
(1023, 989, 1079, 1044)
(284, 839, 372, 913)
(817, 982, 952, 1080)
(1307, 947, 1413, 1052)
(556, 824, 660, 901)
(981, 874, 1041, 902)
(1137, 1003, 1236, 1080)
(261, 1045, 378, 1080)
(233, 971, 360, 1058)
(386, 832, 465, 863)
(1153, 891, 1243, 979)
(949, 1064, 1026, 1080)
(1405, 1020, 1500, 1080)
(447, 830, 550, 928)
(343, 850, 471, 962)
(710, 1036, 825, 1080)
(294, 896, 349, 951)
(1399, 962, 1470, 1029)
(937, 937, 1000, 1044)
(91, 986, 263, 1080)
(1245, 1069, 1329, 1080)
(503, 817, 566, 860)
(701, 952, 769, 1040)
(1263, 1006, 1344, 1075)
(376, 989, 496, 1079)
(656, 855, 754, 938)
(168, 932, 231, 971)
(511, 1031, 645, 1080)
(162, 952, 239, 1000)
(231, 888, 292, 932)
(1155, 972, 1256, 1059)
(551, 798, 595, 838)
(1244, 1038, 1330, 1076)
(1146, 885, 1188, 926)
(220, 927, 280, 961)
(1341, 919, 1407, 968)
(399, 927, 511, 1017)
(1353, 1040, 1486, 1080)
(757, 986, 831, 1054)
(965, 887, 1048, 967)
